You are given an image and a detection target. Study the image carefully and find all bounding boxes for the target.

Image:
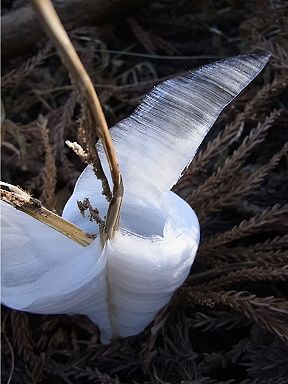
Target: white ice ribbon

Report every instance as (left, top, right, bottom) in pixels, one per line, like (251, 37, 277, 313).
(1, 54, 269, 343)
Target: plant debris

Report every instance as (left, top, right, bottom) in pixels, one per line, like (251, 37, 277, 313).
(1, 0, 288, 383)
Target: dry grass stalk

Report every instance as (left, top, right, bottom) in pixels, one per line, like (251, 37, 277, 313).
(0, 183, 92, 246)
(128, 17, 157, 54)
(31, 0, 123, 242)
(66, 140, 88, 162)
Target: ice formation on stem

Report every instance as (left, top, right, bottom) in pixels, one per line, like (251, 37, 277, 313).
(1, 54, 269, 343)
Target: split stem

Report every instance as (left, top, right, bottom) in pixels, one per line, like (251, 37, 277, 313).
(1, 183, 93, 247)
(31, 0, 123, 242)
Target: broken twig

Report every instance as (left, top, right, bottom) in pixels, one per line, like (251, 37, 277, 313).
(1, 182, 93, 247)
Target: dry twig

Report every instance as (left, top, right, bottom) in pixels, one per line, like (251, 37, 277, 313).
(31, 0, 123, 242)
(1, 182, 92, 246)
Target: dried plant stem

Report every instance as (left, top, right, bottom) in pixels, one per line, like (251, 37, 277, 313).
(31, 0, 123, 242)
(1, 183, 92, 247)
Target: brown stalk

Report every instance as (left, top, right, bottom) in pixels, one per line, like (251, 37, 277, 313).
(31, 0, 123, 242)
(1, 183, 93, 247)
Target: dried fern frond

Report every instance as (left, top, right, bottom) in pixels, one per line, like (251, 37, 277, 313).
(187, 110, 280, 208)
(189, 311, 250, 332)
(250, 235, 288, 251)
(1, 1, 288, 383)
(10, 311, 34, 363)
(176, 73, 288, 190)
(203, 248, 288, 266)
(50, 92, 77, 157)
(193, 266, 288, 290)
(2, 43, 52, 88)
(200, 203, 288, 255)
(185, 290, 288, 341)
(38, 116, 57, 209)
(77, 105, 112, 201)
(198, 145, 288, 222)
(257, 37, 288, 69)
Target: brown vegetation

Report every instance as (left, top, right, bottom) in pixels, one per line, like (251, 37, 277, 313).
(1, 0, 288, 383)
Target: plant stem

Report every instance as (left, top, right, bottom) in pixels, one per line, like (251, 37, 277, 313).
(31, 0, 123, 242)
(1, 183, 93, 247)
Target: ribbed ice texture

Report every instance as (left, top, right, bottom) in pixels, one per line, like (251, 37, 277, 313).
(1, 54, 270, 343)
(2, 191, 199, 343)
(96, 54, 270, 203)
(1, 201, 112, 341)
(105, 192, 199, 337)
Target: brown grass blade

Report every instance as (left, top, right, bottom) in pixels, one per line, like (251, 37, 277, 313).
(31, 0, 123, 242)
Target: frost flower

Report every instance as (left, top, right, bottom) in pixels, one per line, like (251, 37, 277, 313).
(1, 54, 269, 343)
